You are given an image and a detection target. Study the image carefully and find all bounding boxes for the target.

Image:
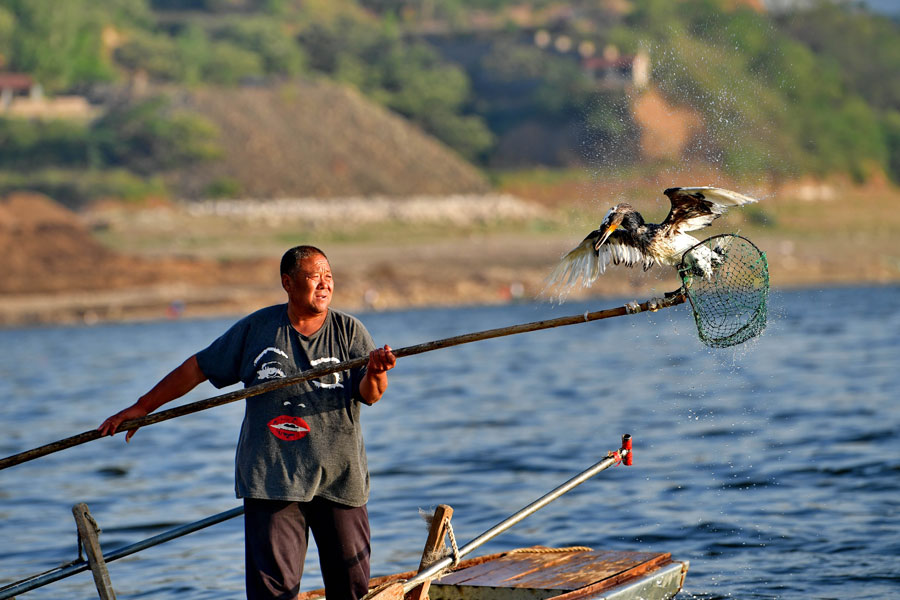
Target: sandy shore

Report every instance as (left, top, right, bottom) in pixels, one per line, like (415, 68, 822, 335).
(2, 227, 897, 328)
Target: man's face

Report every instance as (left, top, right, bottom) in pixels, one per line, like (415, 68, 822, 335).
(283, 253, 333, 315)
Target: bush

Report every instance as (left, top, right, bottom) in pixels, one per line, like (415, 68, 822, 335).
(215, 18, 307, 76)
(91, 95, 222, 174)
(204, 177, 243, 198)
(298, 19, 493, 160)
(0, 118, 92, 170)
(0, 168, 168, 209)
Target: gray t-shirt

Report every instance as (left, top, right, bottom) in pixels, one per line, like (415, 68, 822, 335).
(196, 305, 375, 506)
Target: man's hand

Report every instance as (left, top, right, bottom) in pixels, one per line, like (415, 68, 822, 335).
(96, 355, 207, 444)
(97, 402, 150, 442)
(367, 344, 396, 374)
(360, 345, 395, 404)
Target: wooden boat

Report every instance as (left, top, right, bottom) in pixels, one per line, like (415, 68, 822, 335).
(0, 435, 688, 600)
(300, 547, 688, 600)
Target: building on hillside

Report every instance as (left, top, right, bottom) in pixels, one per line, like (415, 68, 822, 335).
(0, 72, 42, 110)
(532, 31, 651, 90)
(581, 47, 650, 90)
(0, 72, 96, 120)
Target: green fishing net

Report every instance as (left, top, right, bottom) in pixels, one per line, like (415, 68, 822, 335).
(679, 234, 769, 348)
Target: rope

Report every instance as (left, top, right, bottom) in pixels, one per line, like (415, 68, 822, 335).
(446, 522, 461, 567)
(507, 546, 593, 554)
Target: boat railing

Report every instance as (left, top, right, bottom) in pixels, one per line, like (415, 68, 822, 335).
(0, 504, 243, 599)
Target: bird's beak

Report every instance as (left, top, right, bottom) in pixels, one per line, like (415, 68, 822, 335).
(593, 213, 623, 250)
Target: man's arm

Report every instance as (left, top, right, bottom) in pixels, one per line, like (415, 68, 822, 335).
(97, 354, 208, 442)
(359, 345, 396, 405)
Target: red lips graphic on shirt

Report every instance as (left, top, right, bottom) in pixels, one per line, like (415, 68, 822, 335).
(267, 415, 310, 441)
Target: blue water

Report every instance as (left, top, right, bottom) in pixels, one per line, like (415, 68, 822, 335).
(1, 286, 898, 599)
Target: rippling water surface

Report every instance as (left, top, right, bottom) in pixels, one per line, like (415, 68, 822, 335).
(1, 286, 898, 599)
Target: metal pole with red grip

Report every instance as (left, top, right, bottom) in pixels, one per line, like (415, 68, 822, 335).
(621, 434, 633, 466)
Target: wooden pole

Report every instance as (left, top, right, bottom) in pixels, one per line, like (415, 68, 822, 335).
(72, 503, 116, 600)
(406, 505, 454, 600)
(0, 293, 683, 471)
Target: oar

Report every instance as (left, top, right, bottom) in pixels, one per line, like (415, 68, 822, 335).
(363, 435, 633, 600)
(0, 294, 682, 472)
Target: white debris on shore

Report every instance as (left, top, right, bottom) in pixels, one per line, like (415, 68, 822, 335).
(182, 194, 547, 227)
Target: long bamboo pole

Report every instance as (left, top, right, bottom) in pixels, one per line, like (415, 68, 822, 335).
(0, 293, 682, 472)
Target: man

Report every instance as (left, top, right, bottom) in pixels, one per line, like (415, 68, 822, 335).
(98, 245, 396, 600)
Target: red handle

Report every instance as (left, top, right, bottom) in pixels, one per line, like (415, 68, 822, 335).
(621, 434, 633, 466)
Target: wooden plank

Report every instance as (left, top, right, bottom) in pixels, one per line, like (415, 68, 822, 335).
(71, 503, 117, 600)
(406, 504, 454, 600)
(435, 550, 668, 591)
(543, 555, 676, 600)
(435, 553, 557, 585)
(501, 550, 666, 589)
(429, 585, 561, 600)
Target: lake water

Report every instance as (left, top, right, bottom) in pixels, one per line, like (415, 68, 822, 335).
(1, 285, 898, 599)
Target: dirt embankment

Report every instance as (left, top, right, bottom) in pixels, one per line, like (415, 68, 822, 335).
(0, 193, 278, 325)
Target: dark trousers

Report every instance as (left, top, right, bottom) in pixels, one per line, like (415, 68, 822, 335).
(243, 497, 371, 600)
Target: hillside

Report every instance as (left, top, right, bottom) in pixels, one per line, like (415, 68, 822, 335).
(3, 0, 900, 208)
(163, 80, 491, 199)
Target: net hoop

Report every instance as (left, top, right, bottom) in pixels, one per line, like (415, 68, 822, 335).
(678, 234, 769, 348)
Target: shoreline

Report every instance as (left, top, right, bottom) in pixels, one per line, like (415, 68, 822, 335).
(3, 187, 899, 328)
(3, 280, 897, 329)
(2, 253, 897, 328)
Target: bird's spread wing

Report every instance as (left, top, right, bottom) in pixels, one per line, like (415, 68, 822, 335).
(662, 186, 758, 234)
(543, 230, 649, 301)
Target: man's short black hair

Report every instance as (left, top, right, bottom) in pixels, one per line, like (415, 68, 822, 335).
(280, 245, 328, 277)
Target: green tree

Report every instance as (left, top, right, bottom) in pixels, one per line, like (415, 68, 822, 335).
(114, 30, 183, 80)
(0, 117, 91, 170)
(776, 1, 900, 112)
(203, 40, 264, 84)
(299, 18, 493, 159)
(91, 95, 221, 174)
(622, 0, 891, 179)
(2, 0, 122, 90)
(884, 111, 900, 183)
(175, 25, 212, 85)
(0, 6, 15, 67)
(216, 18, 306, 76)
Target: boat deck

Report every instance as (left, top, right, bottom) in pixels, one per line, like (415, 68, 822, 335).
(301, 547, 688, 600)
(429, 547, 687, 600)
